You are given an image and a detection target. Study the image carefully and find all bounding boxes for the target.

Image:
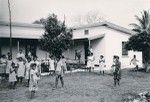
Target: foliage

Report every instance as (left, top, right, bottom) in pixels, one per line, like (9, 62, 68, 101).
(40, 14, 73, 59)
(126, 10, 150, 64)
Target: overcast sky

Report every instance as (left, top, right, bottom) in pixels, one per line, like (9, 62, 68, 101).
(0, 0, 150, 28)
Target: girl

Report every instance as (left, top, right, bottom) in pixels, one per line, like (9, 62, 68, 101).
(25, 57, 31, 87)
(87, 53, 95, 72)
(9, 62, 17, 89)
(130, 55, 139, 71)
(112, 56, 121, 87)
(17, 57, 25, 83)
(6, 56, 12, 80)
(29, 63, 38, 99)
(99, 55, 106, 75)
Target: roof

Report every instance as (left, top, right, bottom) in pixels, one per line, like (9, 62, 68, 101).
(73, 21, 135, 35)
(73, 34, 105, 40)
(0, 21, 43, 28)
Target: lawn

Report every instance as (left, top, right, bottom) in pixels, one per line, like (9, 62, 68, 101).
(0, 69, 150, 102)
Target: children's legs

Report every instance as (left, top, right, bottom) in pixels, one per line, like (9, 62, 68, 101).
(31, 91, 35, 99)
(103, 71, 104, 75)
(60, 76, 64, 87)
(55, 75, 59, 88)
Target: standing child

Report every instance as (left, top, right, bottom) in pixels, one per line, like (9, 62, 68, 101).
(9, 62, 17, 89)
(87, 53, 95, 72)
(112, 56, 121, 87)
(55, 56, 67, 88)
(130, 55, 139, 71)
(6, 56, 12, 80)
(99, 55, 106, 75)
(25, 57, 31, 87)
(29, 63, 38, 99)
(17, 57, 25, 83)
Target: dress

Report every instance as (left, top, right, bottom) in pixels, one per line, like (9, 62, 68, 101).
(6, 60, 12, 74)
(25, 62, 31, 79)
(29, 69, 38, 91)
(17, 61, 25, 77)
(99, 58, 106, 71)
(131, 58, 138, 67)
(9, 67, 17, 82)
(30, 60, 41, 80)
(87, 56, 94, 68)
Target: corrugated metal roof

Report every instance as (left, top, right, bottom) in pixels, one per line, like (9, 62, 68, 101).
(73, 21, 135, 35)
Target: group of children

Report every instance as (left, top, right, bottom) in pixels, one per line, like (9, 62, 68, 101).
(86, 52, 139, 87)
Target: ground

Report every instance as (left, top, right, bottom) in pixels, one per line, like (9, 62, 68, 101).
(0, 69, 150, 102)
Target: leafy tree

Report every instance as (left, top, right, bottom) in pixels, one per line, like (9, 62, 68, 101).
(126, 10, 150, 67)
(40, 14, 73, 59)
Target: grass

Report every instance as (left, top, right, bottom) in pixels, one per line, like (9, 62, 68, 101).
(0, 69, 150, 102)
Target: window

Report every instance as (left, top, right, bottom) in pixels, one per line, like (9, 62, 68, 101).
(122, 42, 128, 56)
(84, 29, 89, 35)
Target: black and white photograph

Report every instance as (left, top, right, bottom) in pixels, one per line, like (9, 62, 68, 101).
(0, 0, 150, 102)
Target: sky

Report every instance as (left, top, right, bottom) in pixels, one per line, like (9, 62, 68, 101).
(0, 0, 150, 28)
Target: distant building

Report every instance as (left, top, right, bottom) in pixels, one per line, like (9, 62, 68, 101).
(0, 21, 143, 69)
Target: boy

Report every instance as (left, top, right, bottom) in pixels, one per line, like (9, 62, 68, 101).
(55, 56, 67, 88)
(112, 56, 121, 87)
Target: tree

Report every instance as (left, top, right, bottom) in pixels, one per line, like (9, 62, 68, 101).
(40, 14, 73, 59)
(33, 18, 46, 25)
(126, 10, 150, 68)
(73, 10, 104, 26)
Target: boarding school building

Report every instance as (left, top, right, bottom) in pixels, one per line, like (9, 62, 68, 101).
(0, 21, 143, 69)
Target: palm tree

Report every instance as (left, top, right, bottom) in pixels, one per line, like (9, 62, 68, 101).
(130, 10, 150, 34)
(128, 10, 150, 69)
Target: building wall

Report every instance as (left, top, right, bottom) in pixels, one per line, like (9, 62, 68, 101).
(104, 27, 142, 69)
(91, 37, 106, 65)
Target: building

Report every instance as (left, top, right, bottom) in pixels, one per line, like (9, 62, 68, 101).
(0, 21, 143, 69)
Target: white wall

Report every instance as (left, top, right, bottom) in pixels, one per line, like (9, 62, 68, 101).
(104, 27, 142, 69)
(91, 37, 106, 65)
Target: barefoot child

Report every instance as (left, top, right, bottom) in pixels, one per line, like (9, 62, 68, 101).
(29, 63, 38, 99)
(17, 57, 25, 83)
(55, 56, 67, 88)
(25, 57, 31, 87)
(87, 53, 95, 72)
(112, 56, 121, 87)
(99, 55, 106, 75)
(130, 55, 139, 71)
(9, 62, 17, 89)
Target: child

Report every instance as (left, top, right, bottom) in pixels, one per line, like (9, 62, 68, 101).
(30, 56, 41, 81)
(6, 56, 12, 80)
(25, 57, 31, 87)
(87, 53, 95, 72)
(49, 55, 55, 75)
(112, 56, 121, 87)
(55, 56, 67, 88)
(9, 62, 17, 89)
(130, 55, 139, 71)
(29, 63, 38, 99)
(99, 55, 106, 75)
(17, 57, 25, 83)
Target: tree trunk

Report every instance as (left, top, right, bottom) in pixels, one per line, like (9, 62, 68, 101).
(142, 48, 150, 71)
